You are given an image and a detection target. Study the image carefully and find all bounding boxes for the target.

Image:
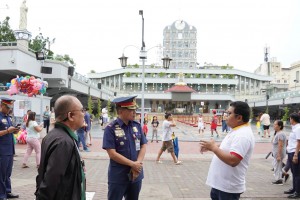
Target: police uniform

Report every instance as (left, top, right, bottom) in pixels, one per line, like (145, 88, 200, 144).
(102, 96, 147, 200)
(0, 97, 19, 199)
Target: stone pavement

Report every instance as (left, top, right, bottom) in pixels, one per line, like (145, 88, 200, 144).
(11, 122, 293, 199)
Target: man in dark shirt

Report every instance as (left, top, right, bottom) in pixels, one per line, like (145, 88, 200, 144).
(36, 95, 86, 200)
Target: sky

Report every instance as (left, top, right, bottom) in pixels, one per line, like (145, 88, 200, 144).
(1, 0, 300, 76)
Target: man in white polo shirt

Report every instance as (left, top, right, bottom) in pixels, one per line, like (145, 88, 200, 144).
(200, 101, 255, 200)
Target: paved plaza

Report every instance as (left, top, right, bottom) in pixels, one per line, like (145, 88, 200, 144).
(12, 122, 293, 199)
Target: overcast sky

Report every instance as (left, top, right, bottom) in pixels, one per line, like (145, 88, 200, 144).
(1, 0, 300, 75)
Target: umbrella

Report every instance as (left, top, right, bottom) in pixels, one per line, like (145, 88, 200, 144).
(173, 137, 179, 159)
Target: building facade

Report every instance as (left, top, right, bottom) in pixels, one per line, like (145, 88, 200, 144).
(163, 20, 197, 69)
(88, 66, 272, 114)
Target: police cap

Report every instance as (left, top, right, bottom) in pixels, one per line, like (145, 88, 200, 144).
(0, 97, 15, 109)
(112, 95, 138, 110)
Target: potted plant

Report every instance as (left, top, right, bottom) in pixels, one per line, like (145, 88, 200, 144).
(282, 107, 290, 125)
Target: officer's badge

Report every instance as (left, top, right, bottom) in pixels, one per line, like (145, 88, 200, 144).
(1, 118, 7, 124)
(133, 127, 138, 133)
(120, 141, 124, 146)
(114, 129, 125, 137)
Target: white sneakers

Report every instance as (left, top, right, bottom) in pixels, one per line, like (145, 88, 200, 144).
(155, 160, 182, 165)
(175, 161, 182, 165)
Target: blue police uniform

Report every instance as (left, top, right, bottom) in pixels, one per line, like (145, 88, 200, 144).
(102, 96, 147, 200)
(0, 100, 15, 199)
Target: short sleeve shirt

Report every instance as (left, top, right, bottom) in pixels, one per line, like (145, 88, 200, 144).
(26, 121, 40, 139)
(0, 112, 14, 155)
(272, 131, 287, 158)
(162, 120, 172, 141)
(102, 118, 147, 184)
(206, 124, 255, 193)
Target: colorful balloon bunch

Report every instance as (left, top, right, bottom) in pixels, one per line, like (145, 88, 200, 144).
(6, 76, 48, 97)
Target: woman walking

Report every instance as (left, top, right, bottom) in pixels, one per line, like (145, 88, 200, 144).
(22, 112, 43, 168)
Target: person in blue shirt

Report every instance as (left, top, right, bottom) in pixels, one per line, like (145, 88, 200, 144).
(102, 96, 147, 200)
(0, 97, 20, 200)
(84, 109, 92, 146)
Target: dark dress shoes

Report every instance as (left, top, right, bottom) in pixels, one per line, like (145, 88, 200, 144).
(6, 193, 19, 198)
(285, 189, 296, 194)
(0, 198, 7, 200)
(288, 192, 300, 199)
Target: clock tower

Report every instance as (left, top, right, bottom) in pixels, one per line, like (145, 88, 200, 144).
(163, 20, 197, 69)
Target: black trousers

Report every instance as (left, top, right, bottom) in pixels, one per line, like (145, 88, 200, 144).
(43, 119, 50, 133)
(288, 152, 300, 193)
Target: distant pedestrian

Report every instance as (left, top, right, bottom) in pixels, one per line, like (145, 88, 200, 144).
(221, 111, 228, 133)
(49, 107, 55, 131)
(198, 114, 205, 135)
(84, 108, 92, 147)
(200, 101, 255, 200)
(22, 111, 43, 168)
(260, 112, 271, 138)
(271, 120, 287, 185)
(210, 110, 219, 137)
(151, 116, 159, 143)
(142, 120, 148, 137)
(156, 113, 182, 165)
(43, 106, 51, 133)
(102, 107, 109, 129)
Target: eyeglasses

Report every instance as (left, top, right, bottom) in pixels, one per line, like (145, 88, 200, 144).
(62, 108, 84, 122)
(69, 108, 85, 113)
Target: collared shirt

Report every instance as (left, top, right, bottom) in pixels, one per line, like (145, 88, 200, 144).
(206, 123, 255, 193)
(55, 123, 85, 200)
(0, 112, 14, 155)
(102, 118, 147, 184)
(287, 123, 300, 153)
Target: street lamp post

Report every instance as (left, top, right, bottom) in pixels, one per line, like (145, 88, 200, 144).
(294, 79, 299, 91)
(35, 51, 46, 123)
(118, 10, 172, 124)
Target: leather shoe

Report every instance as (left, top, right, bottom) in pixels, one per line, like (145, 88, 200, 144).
(6, 193, 19, 198)
(285, 189, 296, 194)
(288, 192, 300, 199)
(0, 198, 7, 200)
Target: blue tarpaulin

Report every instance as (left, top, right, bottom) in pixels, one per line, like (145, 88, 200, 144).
(173, 137, 179, 158)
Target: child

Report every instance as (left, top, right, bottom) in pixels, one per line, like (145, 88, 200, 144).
(142, 121, 148, 137)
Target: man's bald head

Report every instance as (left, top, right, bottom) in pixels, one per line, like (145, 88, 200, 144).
(54, 95, 78, 122)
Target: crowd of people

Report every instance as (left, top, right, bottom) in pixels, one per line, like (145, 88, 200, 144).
(2, 95, 300, 199)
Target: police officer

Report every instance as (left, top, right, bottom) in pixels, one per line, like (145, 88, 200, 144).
(102, 96, 147, 200)
(0, 97, 20, 200)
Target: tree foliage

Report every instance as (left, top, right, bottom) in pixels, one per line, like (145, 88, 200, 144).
(96, 99, 102, 118)
(107, 99, 112, 118)
(0, 17, 16, 43)
(87, 96, 94, 114)
(28, 33, 75, 65)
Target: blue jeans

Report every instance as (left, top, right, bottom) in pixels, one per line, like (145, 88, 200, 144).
(222, 120, 228, 132)
(210, 188, 241, 200)
(77, 131, 88, 150)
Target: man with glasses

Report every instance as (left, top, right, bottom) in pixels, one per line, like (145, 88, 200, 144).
(0, 97, 20, 200)
(102, 96, 147, 200)
(200, 101, 255, 200)
(36, 95, 86, 200)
